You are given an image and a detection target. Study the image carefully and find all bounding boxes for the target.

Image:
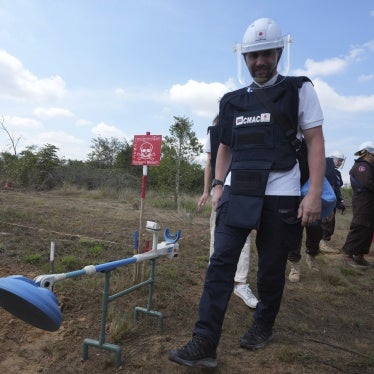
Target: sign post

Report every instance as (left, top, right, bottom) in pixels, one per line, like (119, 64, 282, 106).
(131, 132, 162, 282)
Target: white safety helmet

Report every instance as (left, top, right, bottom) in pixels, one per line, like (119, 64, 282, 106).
(329, 150, 345, 168)
(241, 18, 285, 54)
(354, 141, 374, 157)
(329, 150, 345, 160)
(236, 18, 292, 86)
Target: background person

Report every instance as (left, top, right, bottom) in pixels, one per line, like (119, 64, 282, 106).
(287, 223, 322, 282)
(342, 141, 374, 268)
(288, 151, 345, 282)
(198, 116, 258, 308)
(320, 151, 346, 253)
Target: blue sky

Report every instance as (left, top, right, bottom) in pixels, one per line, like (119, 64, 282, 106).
(0, 0, 373, 183)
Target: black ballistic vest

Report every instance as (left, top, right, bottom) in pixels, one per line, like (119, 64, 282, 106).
(218, 76, 310, 229)
(219, 76, 310, 172)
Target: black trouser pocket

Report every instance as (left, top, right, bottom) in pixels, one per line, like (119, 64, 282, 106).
(225, 161, 271, 229)
(226, 194, 264, 229)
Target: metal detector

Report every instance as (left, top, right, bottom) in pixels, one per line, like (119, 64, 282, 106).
(0, 221, 181, 367)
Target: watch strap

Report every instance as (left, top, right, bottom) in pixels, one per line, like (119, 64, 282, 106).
(211, 178, 224, 188)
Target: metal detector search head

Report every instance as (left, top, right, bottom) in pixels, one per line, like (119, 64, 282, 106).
(0, 275, 62, 331)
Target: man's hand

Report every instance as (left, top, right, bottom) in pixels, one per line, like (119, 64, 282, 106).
(197, 192, 209, 212)
(298, 192, 321, 226)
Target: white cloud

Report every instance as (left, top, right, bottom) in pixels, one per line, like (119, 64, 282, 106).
(3, 115, 43, 129)
(75, 118, 92, 127)
(168, 79, 234, 118)
(314, 78, 374, 112)
(25, 130, 85, 146)
(20, 131, 87, 160)
(293, 41, 374, 78)
(291, 41, 374, 115)
(358, 74, 374, 82)
(348, 40, 374, 61)
(293, 57, 348, 77)
(0, 49, 66, 101)
(33, 107, 75, 119)
(91, 122, 128, 139)
(114, 87, 126, 96)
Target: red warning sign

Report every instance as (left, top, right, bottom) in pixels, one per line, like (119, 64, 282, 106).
(132, 134, 162, 166)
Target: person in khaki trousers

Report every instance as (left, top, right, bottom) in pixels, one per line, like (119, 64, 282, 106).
(198, 115, 258, 308)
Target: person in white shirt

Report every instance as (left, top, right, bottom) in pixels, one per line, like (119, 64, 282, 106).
(169, 17, 325, 369)
(198, 115, 257, 308)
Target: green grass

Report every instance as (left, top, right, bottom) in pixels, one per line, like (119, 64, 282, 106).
(60, 254, 80, 271)
(24, 253, 43, 264)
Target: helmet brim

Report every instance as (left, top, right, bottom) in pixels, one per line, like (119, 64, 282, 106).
(241, 39, 284, 54)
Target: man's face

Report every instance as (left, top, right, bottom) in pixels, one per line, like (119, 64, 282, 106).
(244, 48, 280, 83)
(334, 158, 343, 168)
(367, 152, 374, 165)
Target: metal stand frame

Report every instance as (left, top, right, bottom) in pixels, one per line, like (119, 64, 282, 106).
(82, 258, 162, 368)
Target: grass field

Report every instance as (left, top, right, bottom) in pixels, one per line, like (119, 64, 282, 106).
(0, 188, 373, 373)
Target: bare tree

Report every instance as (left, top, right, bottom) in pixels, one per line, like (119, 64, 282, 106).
(1, 116, 21, 155)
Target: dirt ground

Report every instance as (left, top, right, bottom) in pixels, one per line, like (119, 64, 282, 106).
(0, 189, 373, 373)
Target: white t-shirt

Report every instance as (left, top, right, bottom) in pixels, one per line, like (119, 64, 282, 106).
(204, 136, 211, 154)
(224, 75, 324, 196)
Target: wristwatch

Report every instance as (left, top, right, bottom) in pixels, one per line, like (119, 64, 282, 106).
(211, 178, 224, 188)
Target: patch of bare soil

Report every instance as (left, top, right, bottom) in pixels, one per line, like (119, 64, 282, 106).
(0, 189, 373, 373)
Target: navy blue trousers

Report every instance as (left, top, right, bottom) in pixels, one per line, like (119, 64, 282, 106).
(193, 193, 302, 347)
(288, 223, 322, 262)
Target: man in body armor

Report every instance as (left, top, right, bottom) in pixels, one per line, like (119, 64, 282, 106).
(169, 18, 325, 369)
(342, 142, 374, 268)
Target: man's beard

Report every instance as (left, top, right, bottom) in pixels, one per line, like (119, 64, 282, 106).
(252, 65, 277, 84)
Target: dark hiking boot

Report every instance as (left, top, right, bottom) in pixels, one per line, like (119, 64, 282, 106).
(168, 334, 217, 368)
(353, 255, 372, 268)
(240, 321, 273, 349)
(344, 254, 370, 269)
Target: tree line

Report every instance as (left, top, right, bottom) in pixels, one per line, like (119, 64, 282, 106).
(0, 116, 205, 201)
